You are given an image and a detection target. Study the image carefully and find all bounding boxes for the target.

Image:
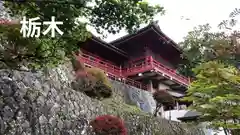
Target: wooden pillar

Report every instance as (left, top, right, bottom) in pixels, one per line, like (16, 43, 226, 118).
(150, 56, 153, 67)
(188, 77, 191, 83)
(148, 80, 153, 92)
(145, 56, 148, 65)
(169, 109, 171, 120)
(176, 101, 179, 110)
(161, 106, 165, 117)
(120, 65, 122, 76)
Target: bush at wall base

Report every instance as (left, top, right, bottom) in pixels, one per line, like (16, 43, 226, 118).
(72, 67, 113, 99)
(90, 115, 127, 135)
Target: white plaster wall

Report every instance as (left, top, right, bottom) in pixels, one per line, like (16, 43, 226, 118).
(163, 110, 188, 122)
(162, 110, 219, 135)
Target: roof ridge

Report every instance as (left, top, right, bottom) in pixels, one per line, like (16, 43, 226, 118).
(109, 22, 157, 44)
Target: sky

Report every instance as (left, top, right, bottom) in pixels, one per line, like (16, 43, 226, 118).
(90, 0, 240, 44)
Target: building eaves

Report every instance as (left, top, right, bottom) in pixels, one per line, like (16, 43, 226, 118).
(110, 21, 183, 53)
(90, 35, 128, 57)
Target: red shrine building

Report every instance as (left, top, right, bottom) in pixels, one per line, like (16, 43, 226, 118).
(77, 22, 190, 98)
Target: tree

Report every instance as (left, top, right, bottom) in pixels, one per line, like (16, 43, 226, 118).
(179, 8, 240, 135)
(183, 61, 240, 135)
(0, 0, 165, 69)
(178, 24, 237, 77)
(218, 8, 240, 35)
(218, 7, 240, 64)
(153, 90, 175, 117)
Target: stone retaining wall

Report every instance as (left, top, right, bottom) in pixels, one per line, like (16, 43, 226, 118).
(0, 63, 205, 135)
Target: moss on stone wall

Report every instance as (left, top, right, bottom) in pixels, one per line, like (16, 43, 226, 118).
(102, 98, 147, 115)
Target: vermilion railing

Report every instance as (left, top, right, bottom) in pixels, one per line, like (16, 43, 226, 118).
(77, 53, 149, 90)
(124, 78, 148, 90)
(122, 56, 152, 76)
(77, 52, 190, 90)
(123, 56, 189, 86)
(80, 53, 121, 76)
(81, 50, 116, 66)
(152, 59, 189, 85)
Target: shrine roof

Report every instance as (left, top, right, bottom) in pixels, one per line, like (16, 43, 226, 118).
(81, 34, 128, 58)
(110, 21, 183, 53)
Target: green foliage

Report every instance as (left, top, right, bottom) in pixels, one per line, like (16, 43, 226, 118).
(183, 61, 240, 132)
(0, 24, 34, 68)
(218, 7, 240, 71)
(86, 67, 112, 88)
(71, 51, 85, 71)
(90, 0, 165, 34)
(84, 67, 112, 99)
(180, 13, 240, 133)
(0, 22, 87, 69)
(1, 1, 164, 69)
(178, 24, 238, 77)
(102, 98, 144, 114)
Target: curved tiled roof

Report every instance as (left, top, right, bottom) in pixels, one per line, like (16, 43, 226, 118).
(110, 21, 183, 53)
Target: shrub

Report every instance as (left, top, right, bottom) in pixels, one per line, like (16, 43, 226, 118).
(71, 50, 85, 71)
(86, 67, 111, 88)
(90, 115, 127, 135)
(153, 90, 175, 105)
(72, 62, 113, 99)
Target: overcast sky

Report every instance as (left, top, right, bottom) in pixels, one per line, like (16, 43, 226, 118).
(91, 0, 240, 43)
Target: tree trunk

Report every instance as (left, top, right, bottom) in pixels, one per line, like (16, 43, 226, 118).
(153, 104, 161, 117)
(153, 107, 159, 117)
(223, 128, 228, 135)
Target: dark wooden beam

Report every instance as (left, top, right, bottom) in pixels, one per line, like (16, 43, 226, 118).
(171, 86, 187, 92)
(170, 83, 180, 87)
